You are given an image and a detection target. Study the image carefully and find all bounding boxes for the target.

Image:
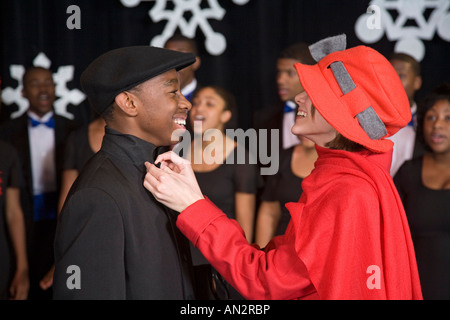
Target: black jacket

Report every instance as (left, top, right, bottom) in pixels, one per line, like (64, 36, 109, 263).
(53, 128, 196, 299)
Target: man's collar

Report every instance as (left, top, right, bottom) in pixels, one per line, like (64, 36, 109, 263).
(285, 100, 296, 108)
(410, 101, 417, 115)
(102, 127, 160, 172)
(27, 110, 54, 122)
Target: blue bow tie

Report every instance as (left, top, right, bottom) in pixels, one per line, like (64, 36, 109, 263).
(184, 91, 194, 102)
(407, 113, 417, 128)
(284, 103, 296, 113)
(29, 117, 55, 128)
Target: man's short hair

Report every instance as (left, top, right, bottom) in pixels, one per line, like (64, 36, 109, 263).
(101, 103, 115, 122)
(388, 52, 421, 76)
(278, 43, 315, 65)
(22, 66, 53, 85)
(164, 33, 199, 56)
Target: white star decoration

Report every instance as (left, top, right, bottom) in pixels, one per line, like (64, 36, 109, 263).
(355, 0, 450, 61)
(1, 52, 86, 119)
(121, 0, 251, 56)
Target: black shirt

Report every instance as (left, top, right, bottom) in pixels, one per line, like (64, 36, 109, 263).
(63, 124, 96, 172)
(261, 147, 304, 235)
(394, 157, 450, 300)
(0, 141, 22, 298)
(194, 147, 262, 220)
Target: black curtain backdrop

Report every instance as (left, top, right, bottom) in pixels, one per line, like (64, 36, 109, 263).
(1, 0, 449, 129)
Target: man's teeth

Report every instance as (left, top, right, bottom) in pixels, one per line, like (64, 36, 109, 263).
(297, 111, 307, 118)
(174, 119, 186, 126)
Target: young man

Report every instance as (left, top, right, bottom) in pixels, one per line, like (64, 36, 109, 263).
(53, 46, 198, 299)
(143, 35, 423, 300)
(254, 43, 316, 152)
(387, 53, 423, 176)
(0, 67, 79, 299)
(164, 34, 201, 102)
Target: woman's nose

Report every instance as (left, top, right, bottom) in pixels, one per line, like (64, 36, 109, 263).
(294, 91, 308, 106)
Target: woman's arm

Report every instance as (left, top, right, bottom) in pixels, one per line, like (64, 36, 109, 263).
(58, 169, 79, 214)
(5, 187, 29, 300)
(254, 201, 282, 248)
(40, 169, 81, 291)
(234, 192, 256, 243)
(177, 198, 313, 299)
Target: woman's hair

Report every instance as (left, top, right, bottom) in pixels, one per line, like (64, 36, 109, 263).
(417, 83, 450, 151)
(278, 43, 316, 65)
(326, 133, 365, 152)
(194, 85, 238, 130)
(309, 103, 365, 152)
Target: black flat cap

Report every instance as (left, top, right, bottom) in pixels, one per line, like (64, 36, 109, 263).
(80, 46, 196, 115)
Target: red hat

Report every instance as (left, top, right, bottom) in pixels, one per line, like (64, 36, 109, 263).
(294, 34, 411, 153)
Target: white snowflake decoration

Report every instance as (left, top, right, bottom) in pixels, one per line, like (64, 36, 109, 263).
(121, 0, 251, 56)
(355, 0, 450, 61)
(1, 52, 86, 119)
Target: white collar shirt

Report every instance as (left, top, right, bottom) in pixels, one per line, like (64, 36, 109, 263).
(27, 110, 57, 194)
(282, 100, 301, 149)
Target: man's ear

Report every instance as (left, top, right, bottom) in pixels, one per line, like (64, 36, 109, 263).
(114, 92, 138, 117)
(192, 56, 201, 72)
(414, 75, 422, 91)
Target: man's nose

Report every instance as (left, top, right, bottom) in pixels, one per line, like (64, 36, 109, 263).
(180, 94, 191, 111)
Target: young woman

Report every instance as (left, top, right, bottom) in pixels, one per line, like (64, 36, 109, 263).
(185, 85, 261, 299)
(143, 35, 423, 300)
(187, 85, 260, 242)
(394, 83, 450, 299)
(0, 141, 29, 300)
(57, 116, 106, 213)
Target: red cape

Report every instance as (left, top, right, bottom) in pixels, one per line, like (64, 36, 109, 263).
(285, 146, 422, 299)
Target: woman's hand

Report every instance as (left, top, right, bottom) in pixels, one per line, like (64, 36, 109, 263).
(39, 265, 55, 291)
(9, 268, 29, 300)
(143, 151, 204, 212)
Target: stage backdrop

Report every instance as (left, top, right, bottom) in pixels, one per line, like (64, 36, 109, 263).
(1, 0, 449, 129)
